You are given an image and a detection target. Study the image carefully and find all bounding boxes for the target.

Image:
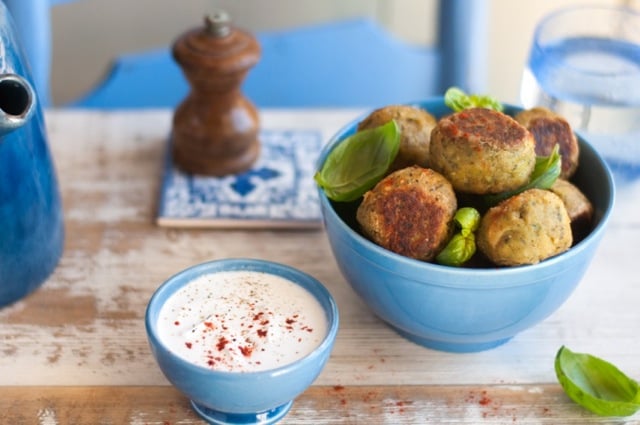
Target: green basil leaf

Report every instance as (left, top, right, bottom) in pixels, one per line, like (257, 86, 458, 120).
(454, 206, 481, 236)
(530, 143, 562, 190)
(468, 94, 504, 112)
(444, 87, 473, 112)
(555, 346, 640, 417)
(444, 87, 504, 112)
(485, 144, 562, 206)
(436, 207, 480, 267)
(314, 120, 400, 202)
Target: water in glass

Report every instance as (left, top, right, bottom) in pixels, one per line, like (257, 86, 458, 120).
(521, 7, 640, 183)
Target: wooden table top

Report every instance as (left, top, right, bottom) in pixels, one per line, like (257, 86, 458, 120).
(1, 109, 639, 424)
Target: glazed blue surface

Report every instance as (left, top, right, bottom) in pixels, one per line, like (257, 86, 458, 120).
(0, 4, 64, 307)
(145, 259, 339, 425)
(317, 98, 615, 353)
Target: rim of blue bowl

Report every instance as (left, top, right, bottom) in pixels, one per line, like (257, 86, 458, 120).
(316, 98, 616, 287)
(145, 258, 340, 378)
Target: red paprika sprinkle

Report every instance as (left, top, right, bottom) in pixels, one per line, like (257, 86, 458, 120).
(478, 391, 491, 406)
(239, 345, 253, 357)
(216, 336, 229, 351)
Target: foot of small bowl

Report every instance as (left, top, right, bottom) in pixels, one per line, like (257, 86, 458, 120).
(190, 400, 293, 425)
(392, 327, 512, 353)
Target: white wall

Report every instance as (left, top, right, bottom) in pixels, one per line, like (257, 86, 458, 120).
(50, 0, 634, 105)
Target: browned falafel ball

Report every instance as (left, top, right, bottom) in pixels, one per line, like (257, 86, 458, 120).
(429, 108, 536, 195)
(549, 178, 594, 241)
(357, 105, 437, 172)
(514, 107, 580, 179)
(477, 188, 572, 266)
(356, 165, 457, 262)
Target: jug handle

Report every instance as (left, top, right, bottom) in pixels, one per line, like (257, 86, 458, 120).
(0, 73, 36, 137)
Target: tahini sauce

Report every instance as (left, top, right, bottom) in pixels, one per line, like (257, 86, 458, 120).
(157, 271, 327, 372)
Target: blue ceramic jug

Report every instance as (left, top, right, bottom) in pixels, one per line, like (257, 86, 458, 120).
(0, 4, 64, 307)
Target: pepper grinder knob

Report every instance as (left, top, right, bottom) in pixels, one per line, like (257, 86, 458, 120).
(205, 11, 231, 37)
(171, 11, 261, 176)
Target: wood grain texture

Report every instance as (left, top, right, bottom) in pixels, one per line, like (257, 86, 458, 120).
(0, 385, 631, 424)
(0, 110, 639, 424)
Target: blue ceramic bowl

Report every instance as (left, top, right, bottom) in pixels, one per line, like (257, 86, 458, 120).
(145, 259, 339, 425)
(317, 98, 614, 353)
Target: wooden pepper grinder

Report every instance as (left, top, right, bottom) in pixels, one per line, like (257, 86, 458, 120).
(172, 11, 261, 176)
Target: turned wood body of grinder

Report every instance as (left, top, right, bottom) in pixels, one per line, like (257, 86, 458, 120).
(172, 12, 261, 176)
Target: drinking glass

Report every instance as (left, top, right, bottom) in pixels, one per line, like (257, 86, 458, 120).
(520, 5, 640, 185)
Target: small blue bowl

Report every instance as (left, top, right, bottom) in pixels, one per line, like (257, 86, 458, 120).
(317, 98, 614, 353)
(145, 258, 339, 425)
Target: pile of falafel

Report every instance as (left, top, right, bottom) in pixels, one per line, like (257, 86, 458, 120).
(353, 104, 594, 267)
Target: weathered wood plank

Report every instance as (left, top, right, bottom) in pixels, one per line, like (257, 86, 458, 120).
(0, 385, 629, 424)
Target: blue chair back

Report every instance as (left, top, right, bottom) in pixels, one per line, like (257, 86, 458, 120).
(4, 0, 488, 108)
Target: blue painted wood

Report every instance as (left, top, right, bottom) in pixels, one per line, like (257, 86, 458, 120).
(242, 19, 441, 108)
(438, 0, 488, 93)
(5, 0, 487, 108)
(70, 18, 442, 109)
(0, 1, 64, 306)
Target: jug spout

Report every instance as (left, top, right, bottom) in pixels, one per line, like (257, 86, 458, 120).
(0, 73, 35, 136)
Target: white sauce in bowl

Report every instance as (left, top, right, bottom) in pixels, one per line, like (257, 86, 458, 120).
(157, 270, 328, 372)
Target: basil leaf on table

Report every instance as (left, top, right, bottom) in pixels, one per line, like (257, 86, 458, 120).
(436, 207, 480, 267)
(314, 120, 401, 202)
(555, 346, 640, 417)
(444, 87, 504, 112)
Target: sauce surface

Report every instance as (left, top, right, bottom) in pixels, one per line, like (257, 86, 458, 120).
(157, 270, 327, 372)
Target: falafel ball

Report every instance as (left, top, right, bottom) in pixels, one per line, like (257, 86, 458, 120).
(429, 108, 536, 195)
(356, 165, 457, 262)
(515, 107, 580, 179)
(549, 178, 594, 241)
(477, 188, 572, 266)
(357, 105, 437, 172)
